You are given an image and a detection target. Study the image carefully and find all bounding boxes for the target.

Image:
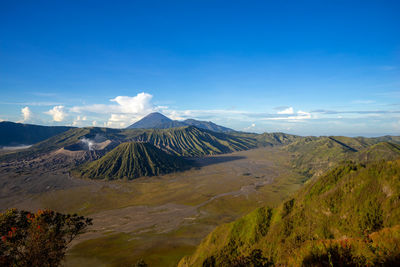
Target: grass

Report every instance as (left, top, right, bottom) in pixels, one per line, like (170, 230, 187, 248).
(67, 221, 221, 267)
(181, 159, 400, 266)
(74, 142, 192, 180)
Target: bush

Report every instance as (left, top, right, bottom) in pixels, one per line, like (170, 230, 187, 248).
(0, 208, 92, 267)
(232, 249, 273, 267)
(292, 225, 400, 267)
(358, 199, 383, 235)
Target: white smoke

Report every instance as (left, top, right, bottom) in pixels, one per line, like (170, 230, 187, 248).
(80, 138, 95, 151)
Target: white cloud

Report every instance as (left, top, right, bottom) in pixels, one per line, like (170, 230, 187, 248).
(71, 92, 157, 114)
(277, 107, 294, 115)
(263, 109, 311, 121)
(71, 92, 161, 127)
(70, 104, 115, 114)
(72, 115, 89, 126)
(45, 106, 67, 122)
(21, 106, 32, 122)
(110, 93, 155, 114)
(106, 114, 132, 128)
(69, 93, 315, 128)
(163, 110, 185, 120)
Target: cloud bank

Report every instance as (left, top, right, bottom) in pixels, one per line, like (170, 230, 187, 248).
(70, 92, 160, 127)
(45, 106, 67, 122)
(16, 91, 400, 136)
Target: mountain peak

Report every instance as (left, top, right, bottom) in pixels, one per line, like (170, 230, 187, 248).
(144, 112, 170, 119)
(127, 112, 235, 133)
(127, 112, 186, 129)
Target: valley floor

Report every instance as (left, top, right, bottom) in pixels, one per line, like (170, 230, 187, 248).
(0, 147, 306, 266)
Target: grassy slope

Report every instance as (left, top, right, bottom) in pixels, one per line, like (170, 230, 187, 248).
(355, 142, 400, 162)
(74, 142, 191, 180)
(128, 126, 257, 156)
(180, 159, 400, 266)
(284, 135, 400, 178)
(284, 136, 364, 177)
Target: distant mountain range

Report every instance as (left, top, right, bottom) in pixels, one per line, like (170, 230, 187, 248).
(0, 113, 235, 147)
(127, 112, 234, 133)
(1, 112, 400, 181)
(0, 121, 73, 147)
(0, 125, 256, 163)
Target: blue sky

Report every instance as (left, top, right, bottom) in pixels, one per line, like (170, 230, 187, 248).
(1, 0, 399, 136)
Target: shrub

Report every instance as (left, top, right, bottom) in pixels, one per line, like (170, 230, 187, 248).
(0, 208, 92, 267)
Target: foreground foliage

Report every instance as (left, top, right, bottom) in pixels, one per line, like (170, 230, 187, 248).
(180, 160, 400, 266)
(0, 209, 92, 267)
(293, 225, 400, 266)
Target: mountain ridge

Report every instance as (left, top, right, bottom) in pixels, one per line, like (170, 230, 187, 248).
(73, 142, 192, 180)
(127, 112, 235, 133)
(0, 121, 73, 147)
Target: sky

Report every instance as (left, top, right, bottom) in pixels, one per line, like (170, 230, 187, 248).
(0, 0, 399, 136)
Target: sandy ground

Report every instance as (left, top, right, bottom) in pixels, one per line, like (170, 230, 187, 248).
(0, 147, 303, 266)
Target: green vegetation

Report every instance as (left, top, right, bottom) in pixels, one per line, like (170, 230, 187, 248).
(180, 160, 400, 266)
(2, 119, 400, 266)
(74, 142, 192, 180)
(284, 136, 400, 178)
(355, 141, 400, 163)
(0, 208, 91, 267)
(182, 119, 234, 133)
(284, 136, 361, 177)
(131, 126, 257, 156)
(292, 225, 400, 266)
(45, 147, 303, 266)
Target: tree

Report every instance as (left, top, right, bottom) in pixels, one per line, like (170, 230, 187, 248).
(0, 208, 92, 267)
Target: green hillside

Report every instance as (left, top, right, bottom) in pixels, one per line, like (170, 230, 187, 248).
(355, 142, 400, 163)
(180, 160, 400, 266)
(256, 132, 302, 146)
(284, 137, 400, 179)
(74, 142, 192, 180)
(183, 119, 234, 133)
(129, 126, 257, 156)
(283, 136, 376, 178)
